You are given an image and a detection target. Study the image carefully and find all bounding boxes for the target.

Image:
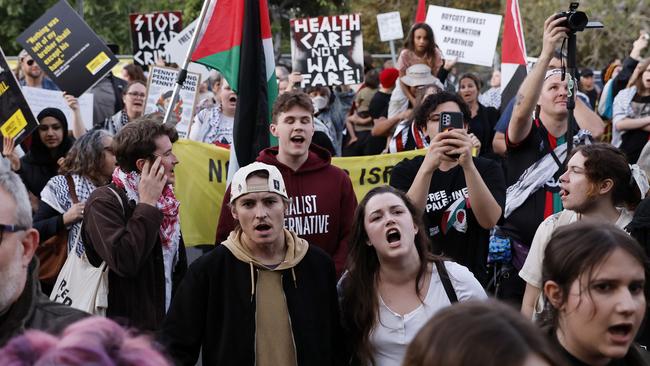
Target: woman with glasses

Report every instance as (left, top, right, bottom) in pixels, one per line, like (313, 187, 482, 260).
(4, 108, 74, 212)
(100, 80, 147, 135)
(34, 130, 116, 294)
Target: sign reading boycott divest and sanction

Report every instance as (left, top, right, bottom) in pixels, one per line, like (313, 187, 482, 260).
(0, 47, 38, 150)
(130, 11, 182, 67)
(172, 139, 425, 246)
(425, 5, 502, 67)
(290, 14, 364, 88)
(17, 0, 118, 97)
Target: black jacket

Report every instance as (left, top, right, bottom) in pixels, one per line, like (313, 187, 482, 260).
(159, 243, 345, 366)
(0, 259, 88, 347)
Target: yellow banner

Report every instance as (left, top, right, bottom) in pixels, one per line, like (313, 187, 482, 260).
(173, 139, 425, 246)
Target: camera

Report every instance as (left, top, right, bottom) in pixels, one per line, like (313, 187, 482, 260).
(554, 2, 602, 32)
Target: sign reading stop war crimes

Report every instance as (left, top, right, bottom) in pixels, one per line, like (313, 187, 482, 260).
(290, 14, 364, 87)
(130, 11, 182, 67)
(425, 5, 502, 67)
(144, 66, 200, 139)
(17, 0, 118, 97)
(0, 47, 38, 149)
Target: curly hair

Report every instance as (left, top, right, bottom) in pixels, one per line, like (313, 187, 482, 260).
(59, 130, 113, 186)
(413, 91, 471, 131)
(113, 114, 178, 173)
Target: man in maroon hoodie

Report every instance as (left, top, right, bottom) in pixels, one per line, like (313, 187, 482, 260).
(216, 91, 356, 277)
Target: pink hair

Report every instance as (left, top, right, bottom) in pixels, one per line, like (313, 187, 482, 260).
(0, 317, 171, 366)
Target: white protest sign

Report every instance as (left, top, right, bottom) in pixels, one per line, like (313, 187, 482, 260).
(377, 12, 403, 42)
(164, 18, 212, 81)
(144, 65, 200, 139)
(22, 86, 94, 131)
(425, 5, 502, 67)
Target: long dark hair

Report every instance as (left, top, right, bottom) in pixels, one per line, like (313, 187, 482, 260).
(539, 222, 648, 329)
(404, 23, 437, 59)
(403, 300, 567, 366)
(569, 143, 642, 209)
(340, 186, 437, 365)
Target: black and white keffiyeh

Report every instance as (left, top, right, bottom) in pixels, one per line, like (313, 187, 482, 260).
(40, 174, 97, 257)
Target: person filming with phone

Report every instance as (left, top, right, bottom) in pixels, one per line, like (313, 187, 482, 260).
(390, 91, 505, 284)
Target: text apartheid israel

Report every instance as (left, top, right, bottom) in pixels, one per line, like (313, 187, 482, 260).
(130, 11, 182, 67)
(290, 14, 364, 87)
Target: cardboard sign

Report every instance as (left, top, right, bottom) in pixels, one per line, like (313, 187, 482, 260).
(144, 66, 200, 139)
(377, 12, 404, 42)
(130, 11, 183, 67)
(290, 14, 364, 87)
(163, 18, 212, 81)
(22, 87, 94, 131)
(17, 0, 119, 97)
(425, 5, 502, 67)
(0, 47, 39, 148)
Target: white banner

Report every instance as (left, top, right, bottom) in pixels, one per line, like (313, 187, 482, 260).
(164, 19, 212, 81)
(22, 86, 94, 131)
(377, 12, 404, 42)
(425, 5, 502, 67)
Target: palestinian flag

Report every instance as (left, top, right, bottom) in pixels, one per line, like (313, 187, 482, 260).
(441, 196, 469, 235)
(415, 0, 427, 23)
(191, 0, 278, 169)
(500, 0, 527, 112)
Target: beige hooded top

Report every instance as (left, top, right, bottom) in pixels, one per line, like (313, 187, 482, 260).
(222, 228, 309, 366)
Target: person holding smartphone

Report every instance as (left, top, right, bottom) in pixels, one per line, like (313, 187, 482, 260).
(390, 91, 505, 284)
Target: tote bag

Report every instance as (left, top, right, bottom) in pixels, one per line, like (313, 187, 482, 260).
(49, 224, 108, 316)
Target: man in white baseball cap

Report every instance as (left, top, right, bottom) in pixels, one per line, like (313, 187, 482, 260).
(161, 162, 344, 366)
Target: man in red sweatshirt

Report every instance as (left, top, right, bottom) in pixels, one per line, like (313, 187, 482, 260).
(216, 91, 357, 277)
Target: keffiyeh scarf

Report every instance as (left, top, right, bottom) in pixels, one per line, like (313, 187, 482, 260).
(112, 167, 180, 310)
(40, 174, 97, 257)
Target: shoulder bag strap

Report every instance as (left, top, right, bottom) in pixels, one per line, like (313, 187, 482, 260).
(106, 186, 125, 215)
(434, 260, 458, 304)
(65, 175, 79, 203)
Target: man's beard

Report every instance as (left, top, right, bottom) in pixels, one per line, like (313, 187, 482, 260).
(0, 243, 26, 313)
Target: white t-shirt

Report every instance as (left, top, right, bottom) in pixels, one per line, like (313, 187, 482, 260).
(370, 261, 487, 366)
(519, 208, 634, 288)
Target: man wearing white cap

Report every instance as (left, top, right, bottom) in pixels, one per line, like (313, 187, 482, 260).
(161, 162, 343, 366)
(387, 63, 444, 120)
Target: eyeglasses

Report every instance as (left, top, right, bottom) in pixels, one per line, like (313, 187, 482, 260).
(0, 223, 27, 243)
(25, 59, 35, 66)
(126, 92, 146, 98)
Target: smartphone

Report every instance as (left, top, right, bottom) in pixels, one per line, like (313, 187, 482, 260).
(438, 112, 465, 133)
(438, 111, 465, 159)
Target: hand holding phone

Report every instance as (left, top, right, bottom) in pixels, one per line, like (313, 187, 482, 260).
(438, 112, 465, 159)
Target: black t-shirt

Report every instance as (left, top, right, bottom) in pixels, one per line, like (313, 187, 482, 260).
(620, 94, 650, 164)
(468, 103, 500, 159)
(390, 156, 505, 283)
(369, 91, 391, 119)
(502, 120, 573, 246)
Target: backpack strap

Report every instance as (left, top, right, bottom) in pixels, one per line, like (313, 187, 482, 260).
(106, 185, 125, 215)
(434, 260, 458, 303)
(65, 175, 78, 203)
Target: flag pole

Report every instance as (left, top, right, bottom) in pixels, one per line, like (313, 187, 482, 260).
(163, 0, 213, 126)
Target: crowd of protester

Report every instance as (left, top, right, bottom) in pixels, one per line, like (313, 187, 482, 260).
(1, 10, 650, 366)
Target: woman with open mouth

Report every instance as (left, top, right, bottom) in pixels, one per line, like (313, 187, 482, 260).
(338, 186, 486, 366)
(540, 221, 649, 366)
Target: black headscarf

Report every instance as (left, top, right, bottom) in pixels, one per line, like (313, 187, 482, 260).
(25, 108, 74, 166)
